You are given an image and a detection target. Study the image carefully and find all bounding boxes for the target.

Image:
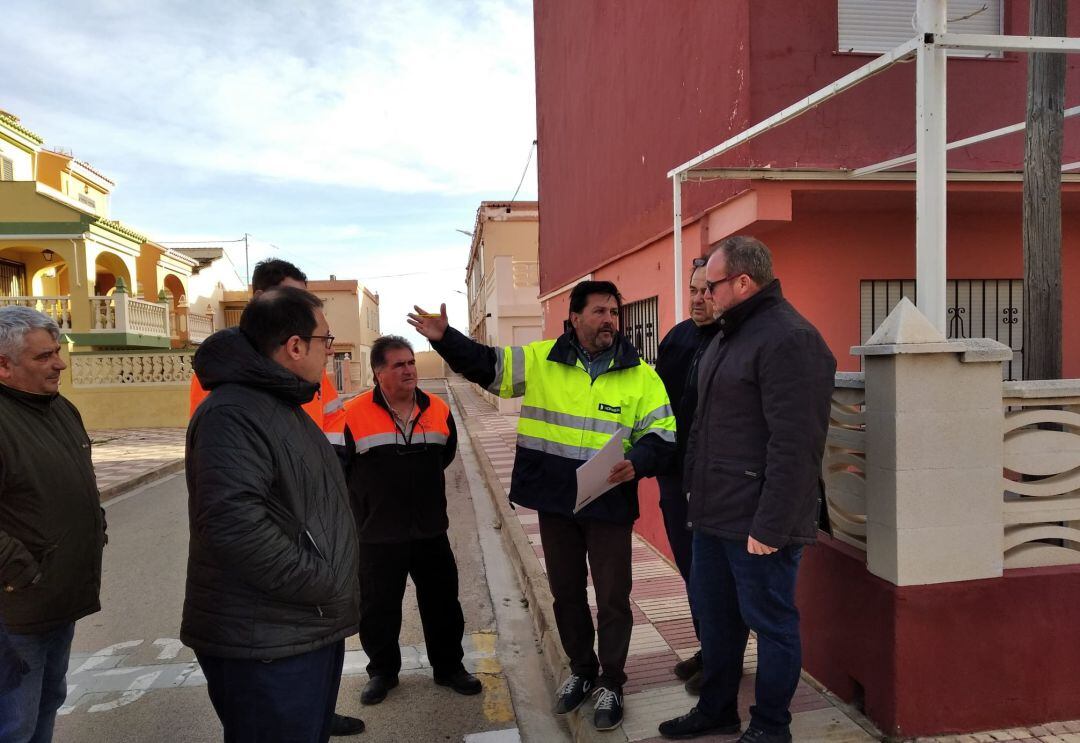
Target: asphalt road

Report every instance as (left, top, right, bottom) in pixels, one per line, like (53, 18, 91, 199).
(53, 386, 568, 743)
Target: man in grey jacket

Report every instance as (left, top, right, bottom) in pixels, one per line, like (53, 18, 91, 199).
(659, 237, 836, 743)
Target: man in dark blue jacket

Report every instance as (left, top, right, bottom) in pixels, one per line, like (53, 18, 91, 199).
(653, 256, 719, 694)
(660, 237, 835, 743)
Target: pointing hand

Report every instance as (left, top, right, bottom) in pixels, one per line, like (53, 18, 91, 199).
(407, 304, 449, 342)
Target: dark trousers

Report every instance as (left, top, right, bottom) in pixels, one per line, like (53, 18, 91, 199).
(657, 474, 698, 641)
(196, 639, 345, 743)
(537, 511, 633, 690)
(656, 475, 694, 582)
(357, 533, 465, 679)
(0, 622, 73, 743)
(691, 531, 803, 733)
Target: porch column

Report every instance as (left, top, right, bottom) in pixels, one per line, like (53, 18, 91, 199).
(854, 299, 1013, 585)
(915, 0, 948, 333)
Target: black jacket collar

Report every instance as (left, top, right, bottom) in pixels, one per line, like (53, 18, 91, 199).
(192, 327, 320, 406)
(0, 382, 58, 412)
(547, 330, 642, 372)
(717, 279, 784, 335)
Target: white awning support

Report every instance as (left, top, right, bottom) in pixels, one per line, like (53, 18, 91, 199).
(668, 0, 1080, 335)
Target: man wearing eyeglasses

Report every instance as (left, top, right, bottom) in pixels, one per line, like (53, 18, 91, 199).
(326, 335, 481, 708)
(182, 287, 363, 742)
(659, 236, 835, 743)
(653, 253, 720, 695)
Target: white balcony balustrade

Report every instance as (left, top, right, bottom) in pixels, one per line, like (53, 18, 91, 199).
(0, 296, 73, 330)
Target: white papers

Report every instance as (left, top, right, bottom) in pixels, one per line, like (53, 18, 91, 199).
(574, 429, 629, 514)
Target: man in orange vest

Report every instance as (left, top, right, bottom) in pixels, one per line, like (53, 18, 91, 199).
(327, 335, 482, 707)
(189, 259, 342, 429)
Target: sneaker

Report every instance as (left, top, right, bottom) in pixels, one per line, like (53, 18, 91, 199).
(673, 650, 703, 681)
(553, 673, 594, 714)
(360, 675, 398, 705)
(329, 713, 365, 736)
(591, 686, 624, 731)
(684, 669, 703, 696)
(434, 669, 483, 696)
(738, 725, 792, 743)
(658, 707, 740, 740)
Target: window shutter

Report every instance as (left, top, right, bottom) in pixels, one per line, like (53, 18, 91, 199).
(0, 157, 13, 181)
(838, 0, 1003, 58)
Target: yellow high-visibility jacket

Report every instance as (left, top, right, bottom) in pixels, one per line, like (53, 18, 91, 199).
(433, 327, 676, 523)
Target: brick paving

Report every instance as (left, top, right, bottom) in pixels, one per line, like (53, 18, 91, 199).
(89, 427, 185, 496)
(448, 375, 1080, 743)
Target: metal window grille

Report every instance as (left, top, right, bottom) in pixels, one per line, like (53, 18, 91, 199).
(620, 296, 659, 364)
(0, 157, 13, 181)
(860, 278, 1024, 380)
(0, 258, 27, 297)
(77, 193, 97, 209)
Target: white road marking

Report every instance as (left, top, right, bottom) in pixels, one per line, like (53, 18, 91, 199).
(87, 670, 162, 713)
(152, 638, 184, 660)
(70, 640, 143, 675)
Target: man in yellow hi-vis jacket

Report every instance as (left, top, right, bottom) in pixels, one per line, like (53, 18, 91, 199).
(409, 280, 676, 733)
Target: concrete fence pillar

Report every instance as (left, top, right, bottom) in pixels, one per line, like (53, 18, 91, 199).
(853, 298, 1014, 586)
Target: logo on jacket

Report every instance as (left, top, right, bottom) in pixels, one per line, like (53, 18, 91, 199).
(598, 403, 621, 414)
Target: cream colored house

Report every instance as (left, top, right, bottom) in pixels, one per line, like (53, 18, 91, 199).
(0, 109, 214, 429)
(464, 201, 540, 413)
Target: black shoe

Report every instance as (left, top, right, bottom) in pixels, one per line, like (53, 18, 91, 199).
(673, 650, 703, 681)
(591, 686, 624, 731)
(553, 673, 594, 714)
(659, 707, 741, 740)
(434, 668, 483, 696)
(738, 725, 791, 743)
(329, 713, 365, 736)
(360, 675, 398, 705)
(684, 669, 703, 696)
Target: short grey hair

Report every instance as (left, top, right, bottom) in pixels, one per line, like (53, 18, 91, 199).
(714, 235, 775, 286)
(0, 306, 61, 360)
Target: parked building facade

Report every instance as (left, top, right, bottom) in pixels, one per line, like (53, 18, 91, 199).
(464, 201, 541, 413)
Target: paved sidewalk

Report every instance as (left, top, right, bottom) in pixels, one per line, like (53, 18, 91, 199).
(448, 377, 1080, 743)
(89, 427, 186, 499)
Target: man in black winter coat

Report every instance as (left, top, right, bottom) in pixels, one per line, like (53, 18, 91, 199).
(183, 287, 361, 743)
(659, 237, 836, 743)
(653, 255, 720, 693)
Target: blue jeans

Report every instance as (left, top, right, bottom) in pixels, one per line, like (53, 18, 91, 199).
(691, 532, 803, 733)
(0, 622, 75, 743)
(196, 639, 345, 743)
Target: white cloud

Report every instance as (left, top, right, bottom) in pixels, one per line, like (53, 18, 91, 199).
(2, 0, 537, 196)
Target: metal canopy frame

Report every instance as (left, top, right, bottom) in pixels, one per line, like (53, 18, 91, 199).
(668, 0, 1080, 329)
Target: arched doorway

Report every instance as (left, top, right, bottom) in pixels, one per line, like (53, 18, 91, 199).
(93, 251, 132, 296)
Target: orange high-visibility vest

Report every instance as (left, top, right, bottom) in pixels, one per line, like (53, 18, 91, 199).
(189, 369, 341, 430)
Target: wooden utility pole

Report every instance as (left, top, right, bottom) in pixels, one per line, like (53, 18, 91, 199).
(1022, 0, 1067, 381)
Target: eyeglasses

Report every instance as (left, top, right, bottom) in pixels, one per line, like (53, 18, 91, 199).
(286, 334, 335, 349)
(705, 275, 742, 294)
(692, 257, 708, 268)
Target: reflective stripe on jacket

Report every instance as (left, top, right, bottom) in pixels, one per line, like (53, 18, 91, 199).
(434, 327, 676, 524)
(327, 386, 457, 543)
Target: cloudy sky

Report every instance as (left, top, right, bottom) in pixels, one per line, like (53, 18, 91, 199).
(1, 0, 536, 344)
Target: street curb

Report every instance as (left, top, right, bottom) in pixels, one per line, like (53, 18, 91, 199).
(448, 385, 631, 743)
(99, 459, 185, 502)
